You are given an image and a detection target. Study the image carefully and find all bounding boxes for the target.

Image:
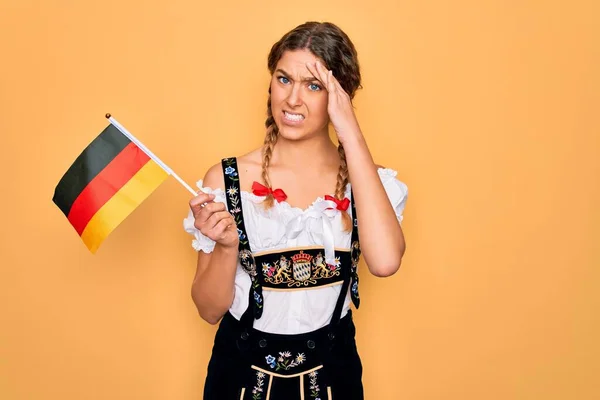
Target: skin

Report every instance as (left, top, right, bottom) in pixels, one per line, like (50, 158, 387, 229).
(189, 49, 406, 325)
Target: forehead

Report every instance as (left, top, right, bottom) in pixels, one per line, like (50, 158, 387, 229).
(275, 49, 323, 74)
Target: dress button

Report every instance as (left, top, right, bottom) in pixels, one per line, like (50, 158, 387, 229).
(259, 339, 267, 348)
(307, 340, 316, 349)
(240, 331, 249, 340)
(328, 332, 335, 340)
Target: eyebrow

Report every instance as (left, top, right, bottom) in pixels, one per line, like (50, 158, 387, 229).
(275, 68, 320, 82)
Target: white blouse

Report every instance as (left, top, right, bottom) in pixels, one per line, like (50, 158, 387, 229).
(183, 168, 408, 334)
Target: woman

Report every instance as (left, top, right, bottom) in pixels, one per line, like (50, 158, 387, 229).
(184, 21, 408, 400)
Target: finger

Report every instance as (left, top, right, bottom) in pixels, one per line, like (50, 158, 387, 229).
(190, 192, 215, 207)
(196, 202, 226, 224)
(197, 210, 230, 232)
(201, 202, 226, 214)
(327, 70, 339, 94)
(190, 193, 215, 214)
(328, 72, 336, 94)
(330, 70, 342, 90)
(332, 75, 348, 98)
(315, 61, 332, 90)
(305, 61, 320, 81)
(210, 216, 236, 239)
(306, 61, 328, 90)
(206, 210, 233, 229)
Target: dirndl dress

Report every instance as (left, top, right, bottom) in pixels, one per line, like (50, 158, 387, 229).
(202, 157, 364, 400)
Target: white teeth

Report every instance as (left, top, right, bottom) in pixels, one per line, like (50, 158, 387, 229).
(284, 111, 304, 121)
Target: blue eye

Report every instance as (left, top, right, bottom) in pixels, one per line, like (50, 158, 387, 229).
(277, 76, 290, 84)
(309, 83, 322, 91)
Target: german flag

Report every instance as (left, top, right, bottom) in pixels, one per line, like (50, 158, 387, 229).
(52, 123, 169, 253)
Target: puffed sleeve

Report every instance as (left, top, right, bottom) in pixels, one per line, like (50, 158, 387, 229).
(182, 180, 227, 253)
(378, 168, 409, 223)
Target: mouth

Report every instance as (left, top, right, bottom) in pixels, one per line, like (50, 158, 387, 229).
(283, 111, 305, 122)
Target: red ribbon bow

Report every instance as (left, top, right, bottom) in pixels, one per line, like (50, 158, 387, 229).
(325, 195, 350, 211)
(252, 181, 288, 202)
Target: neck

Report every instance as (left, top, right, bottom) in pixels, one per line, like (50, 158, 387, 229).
(270, 132, 339, 169)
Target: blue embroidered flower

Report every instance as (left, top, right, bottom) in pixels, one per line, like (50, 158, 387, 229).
(265, 355, 276, 368)
(254, 291, 262, 303)
(351, 281, 358, 294)
(224, 166, 237, 176)
(237, 228, 246, 240)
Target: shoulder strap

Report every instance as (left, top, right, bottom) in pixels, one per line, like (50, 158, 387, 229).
(327, 188, 361, 338)
(349, 188, 361, 309)
(220, 157, 264, 327)
(220, 157, 251, 253)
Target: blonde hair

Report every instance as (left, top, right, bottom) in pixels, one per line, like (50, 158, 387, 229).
(261, 90, 278, 210)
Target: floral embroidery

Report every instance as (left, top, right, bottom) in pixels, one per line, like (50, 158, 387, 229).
(265, 355, 276, 367)
(309, 370, 321, 399)
(239, 250, 257, 277)
(251, 279, 263, 312)
(350, 240, 361, 304)
(262, 251, 341, 287)
(252, 371, 265, 400)
(221, 158, 264, 317)
(222, 158, 247, 248)
(351, 241, 361, 264)
(227, 188, 241, 210)
(223, 160, 239, 179)
(238, 249, 263, 313)
(265, 351, 306, 371)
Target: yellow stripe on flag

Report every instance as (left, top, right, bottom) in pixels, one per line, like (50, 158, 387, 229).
(80, 160, 168, 253)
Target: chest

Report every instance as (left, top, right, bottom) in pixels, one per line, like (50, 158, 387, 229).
(258, 168, 341, 210)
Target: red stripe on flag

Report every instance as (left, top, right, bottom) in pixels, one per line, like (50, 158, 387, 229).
(67, 142, 151, 235)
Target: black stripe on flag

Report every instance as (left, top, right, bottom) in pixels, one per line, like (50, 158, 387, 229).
(52, 124, 131, 217)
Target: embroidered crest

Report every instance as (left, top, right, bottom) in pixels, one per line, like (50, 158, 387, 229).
(261, 249, 344, 288)
(292, 251, 312, 282)
(313, 252, 341, 279)
(262, 255, 292, 284)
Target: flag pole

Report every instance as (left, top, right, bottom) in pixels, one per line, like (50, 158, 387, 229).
(105, 113, 197, 196)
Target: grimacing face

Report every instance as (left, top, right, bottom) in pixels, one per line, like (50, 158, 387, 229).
(270, 49, 330, 141)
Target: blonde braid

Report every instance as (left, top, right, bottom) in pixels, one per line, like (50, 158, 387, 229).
(261, 91, 279, 209)
(335, 144, 352, 232)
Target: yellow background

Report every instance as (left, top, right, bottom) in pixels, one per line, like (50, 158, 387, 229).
(1, 0, 598, 399)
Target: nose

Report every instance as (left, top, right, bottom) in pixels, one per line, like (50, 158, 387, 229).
(285, 83, 303, 108)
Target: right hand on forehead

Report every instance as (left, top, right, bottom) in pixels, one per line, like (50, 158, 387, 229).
(189, 192, 239, 248)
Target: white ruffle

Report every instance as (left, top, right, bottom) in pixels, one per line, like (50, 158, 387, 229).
(182, 168, 408, 254)
(182, 183, 225, 253)
(377, 168, 409, 223)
